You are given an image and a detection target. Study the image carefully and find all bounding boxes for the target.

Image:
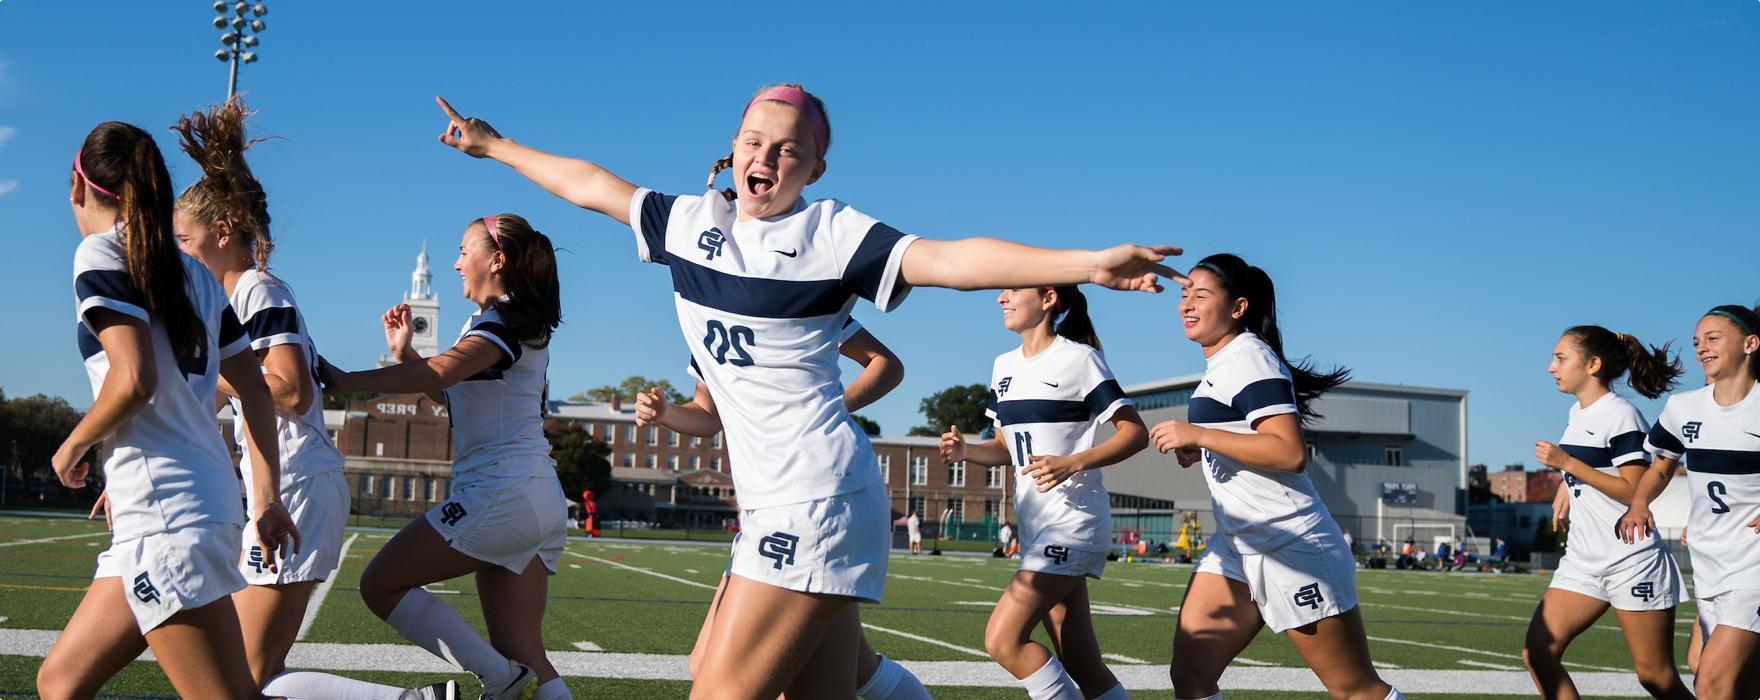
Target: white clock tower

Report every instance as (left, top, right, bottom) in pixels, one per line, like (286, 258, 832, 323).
(405, 242, 441, 357)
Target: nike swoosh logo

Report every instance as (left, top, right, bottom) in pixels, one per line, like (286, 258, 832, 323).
(773, 249, 798, 257)
(1585, 430, 1595, 436)
(1746, 431, 1760, 440)
(1042, 381, 1059, 388)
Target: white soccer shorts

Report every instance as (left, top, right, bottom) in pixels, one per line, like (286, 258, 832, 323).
(426, 470, 567, 575)
(1548, 547, 1684, 611)
(729, 482, 889, 603)
(95, 521, 248, 633)
(1196, 529, 1359, 633)
(240, 470, 349, 586)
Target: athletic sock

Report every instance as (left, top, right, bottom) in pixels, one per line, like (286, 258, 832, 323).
(857, 654, 931, 700)
(1093, 682, 1130, 700)
(260, 670, 411, 700)
(386, 588, 514, 690)
(531, 678, 571, 700)
(1383, 689, 1406, 700)
(1020, 656, 1083, 700)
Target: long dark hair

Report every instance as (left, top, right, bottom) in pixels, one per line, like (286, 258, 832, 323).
(1194, 253, 1350, 419)
(1703, 304, 1760, 382)
(1049, 286, 1101, 350)
(480, 214, 561, 348)
(1563, 326, 1682, 399)
(172, 98, 273, 269)
(77, 122, 201, 363)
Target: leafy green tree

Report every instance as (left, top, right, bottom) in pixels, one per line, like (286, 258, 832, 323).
(0, 391, 87, 487)
(545, 420, 612, 500)
(851, 414, 882, 436)
(907, 384, 991, 437)
(569, 376, 687, 405)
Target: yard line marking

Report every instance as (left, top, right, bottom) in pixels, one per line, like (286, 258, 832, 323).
(889, 574, 997, 592)
(858, 622, 988, 658)
(0, 531, 109, 548)
(569, 564, 581, 569)
(573, 642, 603, 652)
(685, 569, 700, 574)
(568, 552, 717, 591)
(1460, 659, 1523, 671)
(0, 617, 8, 625)
(1104, 652, 1154, 664)
(1360, 601, 1625, 635)
(1366, 635, 1626, 673)
(297, 533, 357, 641)
(0, 582, 87, 592)
(1232, 657, 1275, 667)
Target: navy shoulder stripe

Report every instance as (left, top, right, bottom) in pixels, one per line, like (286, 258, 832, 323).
(1084, 379, 1127, 419)
(1232, 377, 1296, 416)
(75, 323, 103, 360)
(842, 222, 907, 303)
(1647, 423, 1686, 456)
(993, 399, 1090, 427)
(1188, 396, 1244, 425)
(669, 257, 850, 319)
(1685, 448, 1760, 475)
(75, 269, 146, 308)
(245, 306, 300, 341)
(639, 191, 675, 266)
(470, 321, 524, 371)
(1609, 430, 1646, 460)
(219, 306, 247, 348)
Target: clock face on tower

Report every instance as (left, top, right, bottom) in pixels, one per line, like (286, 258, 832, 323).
(412, 316, 430, 335)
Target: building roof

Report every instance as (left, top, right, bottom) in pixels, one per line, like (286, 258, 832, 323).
(1122, 373, 1468, 399)
(548, 401, 638, 421)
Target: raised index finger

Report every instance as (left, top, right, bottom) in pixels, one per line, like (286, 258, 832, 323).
(435, 96, 465, 124)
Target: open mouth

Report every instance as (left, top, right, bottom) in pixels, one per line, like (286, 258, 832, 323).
(747, 173, 775, 197)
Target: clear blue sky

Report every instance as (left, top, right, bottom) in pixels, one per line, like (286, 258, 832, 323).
(2, 3, 1756, 474)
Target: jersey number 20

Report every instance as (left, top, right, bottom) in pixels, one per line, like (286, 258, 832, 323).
(703, 320, 755, 367)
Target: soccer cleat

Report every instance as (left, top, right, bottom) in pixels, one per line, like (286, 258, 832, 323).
(479, 662, 536, 700)
(400, 680, 461, 700)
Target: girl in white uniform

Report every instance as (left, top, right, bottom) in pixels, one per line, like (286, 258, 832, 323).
(434, 84, 1181, 698)
(171, 100, 457, 700)
(645, 318, 931, 700)
(941, 286, 1147, 700)
(322, 214, 568, 700)
(1620, 304, 1760, 700)
(1524, 325, 1689, 700)
(1149, 254, 1402, 700)
(37, 120, 298, 700)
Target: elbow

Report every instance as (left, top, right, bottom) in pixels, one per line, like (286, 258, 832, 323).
(288, 387, 315, 416)
(117, 364, 158, 408)
(1276, 450, 1308, 473)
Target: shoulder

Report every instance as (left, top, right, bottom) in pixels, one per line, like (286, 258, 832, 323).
(73, 233, 126, 272)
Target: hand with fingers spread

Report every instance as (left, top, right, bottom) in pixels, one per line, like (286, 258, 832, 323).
(1091, 244, 1187, 293)
(1149, 419, 1207, 455)
(635, 387, 669, 429)
(940, 424, 968, 465)
(89, 490, 112, 531)
(435, 96, 504, 158)
(383, 304, 414, 357)
(1023, 453, 1084, 492)
(253, 500, 301, 574)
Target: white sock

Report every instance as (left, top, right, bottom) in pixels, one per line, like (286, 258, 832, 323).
(1021, 656, 1083, 700)
(261, 670, 410, 700)
(532, 677, 571, 700)
(857, 654, 931, 700)
(1093, 683, 1130, 700)
(1383, 689, 1406, 700)
(387, 588, 513, 690)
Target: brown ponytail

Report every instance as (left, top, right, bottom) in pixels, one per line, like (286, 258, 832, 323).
(1564, 326, 1683, 399)
(1049, 286, 1102, 350)
(79, 122, 201, 364)
(1196, 253, 1350, 420)
(172, 98, 273, 269)
(706, 152, 735, 201)
(482, 214, 561, 348)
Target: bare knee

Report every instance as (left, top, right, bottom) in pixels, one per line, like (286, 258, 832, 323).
(1522, 636, 1563, 672)
(1693, 665, 1737, 700)
(982, 625, 1022, 667)
(36, 658, 88, 700)
(1631, 659, 1680, 694)
(356, 566, 406, 620)
(1169, 639, 1219, 697)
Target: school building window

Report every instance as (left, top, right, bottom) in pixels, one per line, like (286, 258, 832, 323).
(711, 457, 723, 472)
(879, 454, 891, 483)
(1385, 445, 1404, 466)
(909, 456, 928, 486)
(403, 476, 415, 501)
(625, 425, 637, 444)
(584, 423, 595, 438)
(712, 433, 723, 448)
(425, 476, 438, 501)
(946, 497, 964, 520)
(646, 427, 658, 446)
(907, 495, 926, 517)
(605, 424, 616, 445)
(668, 455, 680, 471)
(948, 461, 966, 488)
(645, 454, 658, 469)
(987, 465, 1004, 489)
(691, 456, 701, 470)
(379, 475, 393, 499)
(691, 436, 702, 448)
(985, 499, 1000, 520)
(622, 453, 634, 468)
(669, 430, 680, 447)
(360, 475, 374, 498)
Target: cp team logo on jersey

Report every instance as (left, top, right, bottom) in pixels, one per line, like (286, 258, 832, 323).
(132, 572, 161, 605)
(697, 228, 726, 261)
(1631, 582, 1655, 602)
(439, 501, 468, 527)
(997, 377, 1012, 396)
(1682, 421, 1703, 443)
(1043, 544, 1069, 565)
(1293, 583, 1324, 610)
(248, 545, 266, 574)
(758, 532, 799, 570)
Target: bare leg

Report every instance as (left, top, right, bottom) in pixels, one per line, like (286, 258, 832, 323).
(477, 555, 561, 684)
(233, 581, 318, 685)
(1522, 588, 1609, 700)
(1695, 624, 1760, 700)
(1040, 580, 1122, 698)
(691, 575, 854, 700)
(1610, 607, 1691, 699)
(984, 570, 1082, 678)
(1284, 608, 1393, 700)
(37, 578, 149, 700)
(1169, 572, 1263, 699)
(688, 576, 731, 680)
(143, 595, 263, 699)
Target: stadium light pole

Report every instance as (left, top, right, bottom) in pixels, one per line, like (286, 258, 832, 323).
(212, 1, 268, 99)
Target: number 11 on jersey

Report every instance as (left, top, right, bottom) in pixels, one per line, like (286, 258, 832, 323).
(1013, 431, 1034, 467)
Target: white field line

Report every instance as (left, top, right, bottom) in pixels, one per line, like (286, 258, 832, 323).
(1103, 652, 1154, 665)
(1366, 635, 1627, 673)
(572, 641, 603, 652)
(568, 552, 717, 591)
(0, 531, 109, 548)
(1460, 659, 1523, 671)
(1360, 600, 1625, 635)
(858, 623, 988, 658)
(296, 533, 357, 641)
(0, 629, 1691, 695)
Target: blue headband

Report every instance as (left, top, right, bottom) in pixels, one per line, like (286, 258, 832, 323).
(1708, 310, 1757, 336)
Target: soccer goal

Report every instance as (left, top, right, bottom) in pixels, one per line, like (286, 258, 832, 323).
(1390, 522, 1458, 549)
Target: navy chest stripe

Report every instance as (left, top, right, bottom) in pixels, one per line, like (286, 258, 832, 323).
(994, 399, 1090, 427)
(1188, 396, 1243, 425)
(75, 269, 147, 308)
(1685, 448, 1760, 475)
(1561, 444, 1615, 470)
(669, 257, 851, 319)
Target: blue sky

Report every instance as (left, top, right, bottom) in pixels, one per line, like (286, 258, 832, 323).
(1, 3, 1756, 474)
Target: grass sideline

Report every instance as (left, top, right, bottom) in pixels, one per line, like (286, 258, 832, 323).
(0, 515, 1690, 699)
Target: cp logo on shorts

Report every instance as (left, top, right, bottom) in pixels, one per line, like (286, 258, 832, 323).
(248, 545, 266, 574)
(132, 572, 161, 605)
(439, 501, 468, 527)
(1044, 544, 1069, 565)
(758, 532, 800, 570)
(1631, 582, 1655, 602)
(1683, 421, 1703, 443)
(1293, 582, 1324, 610)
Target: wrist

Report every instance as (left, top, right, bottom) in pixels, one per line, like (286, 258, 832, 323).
(484, 136, 513, 160)
(1191, 427, 1211, 452)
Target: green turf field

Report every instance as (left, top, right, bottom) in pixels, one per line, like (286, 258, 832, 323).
(0, 515, 1694, 698)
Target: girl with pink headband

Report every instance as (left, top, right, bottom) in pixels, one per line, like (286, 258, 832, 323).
(321, 214, 569, 700)
(435, 82, 1184, 699)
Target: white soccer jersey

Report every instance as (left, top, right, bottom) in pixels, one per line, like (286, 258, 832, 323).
(633, 189, 918, 509)
(985, 336, 1130, 551)
(73, 227, 249, 541)
(1189, 332, 1331, 555)
(441, 305, 553, 480)
(226, 269, 344, 497)
(1645, 381, 1760, 598)
(1556, 392, 1666, 575)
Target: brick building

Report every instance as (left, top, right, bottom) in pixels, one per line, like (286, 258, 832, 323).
(1488, 465, 1562, 504)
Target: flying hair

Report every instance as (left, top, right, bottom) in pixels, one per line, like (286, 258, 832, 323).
(1194, 253, 1350, 420)
(172, 98, 274, 270)
(1563, 325, 1683, 399)
(477, 214, 562, 349)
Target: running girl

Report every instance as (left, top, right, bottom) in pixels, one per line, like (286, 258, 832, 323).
(1619, 304, 1760, 700)
(321, 214, 569, 700)
(37, 121, 298, 700)
(171, 99, 457, 700)
(643, 318, 931, 700)
(940, 285, 1147, 700)
(1147, 253, 1404, 700)
(1524, 326, 1689, 700)
(433, 84, 1181, 698)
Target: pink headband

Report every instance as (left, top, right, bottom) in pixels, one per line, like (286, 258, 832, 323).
(743, 85, 829, 160)
(74, 149, 119, 200)
(482, 215, 502, 250)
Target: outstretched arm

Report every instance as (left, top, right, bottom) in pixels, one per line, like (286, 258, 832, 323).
(436, 96, 639, 224)
(901, 239, 1184, 293)
(321, 337, 503, 397)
